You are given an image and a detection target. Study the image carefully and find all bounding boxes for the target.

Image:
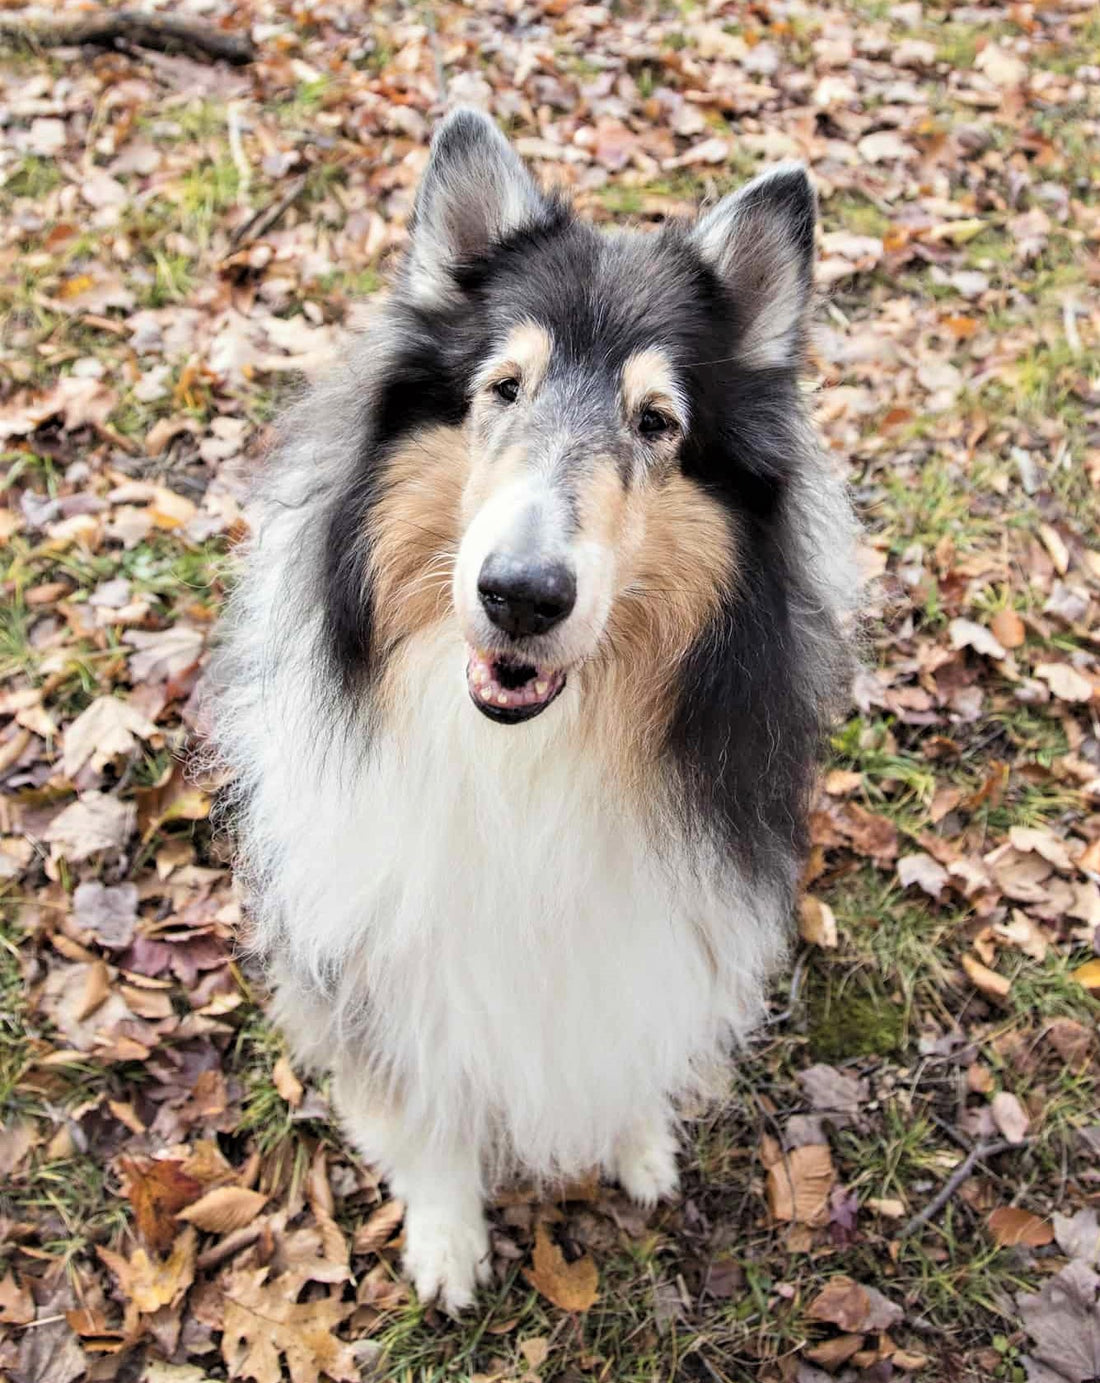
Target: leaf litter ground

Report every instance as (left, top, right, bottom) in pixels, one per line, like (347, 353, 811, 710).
(1, 1, 1099, 1381)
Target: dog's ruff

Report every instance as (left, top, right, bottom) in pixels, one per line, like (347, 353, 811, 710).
(210, 108, 859, 1313)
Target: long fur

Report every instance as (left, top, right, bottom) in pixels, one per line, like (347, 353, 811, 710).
(208, 110, 859, 1309)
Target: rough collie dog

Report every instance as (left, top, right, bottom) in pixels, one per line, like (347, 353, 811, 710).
(212, 109, 858, 1312)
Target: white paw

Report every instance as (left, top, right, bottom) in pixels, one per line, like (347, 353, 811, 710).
(613, 1126, 681, 1208)
(404, 1203, 491, 1315)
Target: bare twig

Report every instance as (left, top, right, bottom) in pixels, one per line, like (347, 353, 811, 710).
(229, 174, 308, 249)
(0, 10, 256, 66)
(899, 1137, 1032, 1238)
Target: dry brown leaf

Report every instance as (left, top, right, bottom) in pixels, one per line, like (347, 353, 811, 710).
(119, 1156, 202, 1255)
(0, 1271, 35, 1326)
(524, 1221, 599, 1312)
(991, 607, 1026, 650)
(798, 894, 838, 948)
(62, 696, 157, 779)
(988, 1207, 1054, 1248)
(221, 1268, 356, 1383)
(178, 1186, 268, 1234)
(273, 1055, 304, 1108)
(807, 1275, 904, 1331)
(766, 1143, 835, 1227)
(352, 1198, 405, 1255)
(962, 953, 1011, 1001)
(98, 1226, 197, 1315)
(805, 1334, 865, 1368)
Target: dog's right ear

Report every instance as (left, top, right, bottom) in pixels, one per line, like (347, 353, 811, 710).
(403, 108, 547, 306)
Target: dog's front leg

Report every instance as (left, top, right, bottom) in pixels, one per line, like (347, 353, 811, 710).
(333, 1072, 490, 1313)
(610, 1107, 681, 1207)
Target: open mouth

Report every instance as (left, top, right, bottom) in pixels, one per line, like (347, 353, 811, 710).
(466, 647, 566, 724)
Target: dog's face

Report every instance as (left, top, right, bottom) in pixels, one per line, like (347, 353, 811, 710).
(360, 110, 817, 729)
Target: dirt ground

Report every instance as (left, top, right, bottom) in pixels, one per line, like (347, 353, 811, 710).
(1, 2, 1099, 1381)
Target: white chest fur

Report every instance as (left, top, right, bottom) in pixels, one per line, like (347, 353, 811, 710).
(250, 620, 784, 1177)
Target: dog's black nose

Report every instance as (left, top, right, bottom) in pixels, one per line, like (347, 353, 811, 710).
(478, 555, 576, 637)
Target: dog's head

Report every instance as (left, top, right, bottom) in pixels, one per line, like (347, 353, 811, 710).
(355, 109, 818, 729)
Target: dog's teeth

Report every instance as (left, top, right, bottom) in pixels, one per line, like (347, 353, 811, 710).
(535, 681, 547, 696)
(497, 692, 509, 706)
(480, 686, 493, 700)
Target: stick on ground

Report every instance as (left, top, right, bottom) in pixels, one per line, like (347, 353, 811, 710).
(898, 1137, 1032, 1238)
(0, 10, 256, 65)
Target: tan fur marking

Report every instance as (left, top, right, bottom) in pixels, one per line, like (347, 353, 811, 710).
(580, 470, 738, 797)
(369, 425, 467, 653)
(476, 320, 553, 396)
(620, 348, 686, 427)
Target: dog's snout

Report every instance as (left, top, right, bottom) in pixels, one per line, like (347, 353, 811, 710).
(477, 554, 576, 638)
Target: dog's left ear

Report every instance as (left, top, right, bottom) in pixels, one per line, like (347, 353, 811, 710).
(692, 163, 816, 370)
(403, 107, 547, 305)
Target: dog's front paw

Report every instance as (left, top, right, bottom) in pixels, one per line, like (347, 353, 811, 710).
(613, 1122, 681, 1208)
(404, 1202, 491, 1315)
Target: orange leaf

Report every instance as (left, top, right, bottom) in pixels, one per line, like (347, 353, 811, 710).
(524, 1221, 599, 1312)
(988, 1207, 1053, 1247)
(119, 1156, 202, 1255)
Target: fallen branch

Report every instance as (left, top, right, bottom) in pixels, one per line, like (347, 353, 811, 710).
(0, 10, 256, 65)
(899, 1137, 1032, 1238)
(228, 174, 309, 249)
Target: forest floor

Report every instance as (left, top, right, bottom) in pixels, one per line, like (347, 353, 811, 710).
(1, 1, 1099, 1381)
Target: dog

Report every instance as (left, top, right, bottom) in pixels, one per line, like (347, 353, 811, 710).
(210, 108, 859, 1312)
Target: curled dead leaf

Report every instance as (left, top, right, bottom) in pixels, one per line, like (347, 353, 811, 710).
(524, 1221, 599, 1312)
(799, 894, 838, 949)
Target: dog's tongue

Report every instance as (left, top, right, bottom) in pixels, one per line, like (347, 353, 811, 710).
(466, 648, 564, 711)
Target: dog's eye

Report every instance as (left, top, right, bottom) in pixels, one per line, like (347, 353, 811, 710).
(492, 377, 520, 404)
(638, 406, 675, 438)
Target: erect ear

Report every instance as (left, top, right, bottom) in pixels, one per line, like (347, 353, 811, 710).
(403, 107, 547, 305)
(692, 162, 816, 370)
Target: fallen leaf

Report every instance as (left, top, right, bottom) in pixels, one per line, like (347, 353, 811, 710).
(44, 793, 136, 861)
(273, 1055, 304, 1108)
(0, 1271, 35, 1325)
(352, 1198, 405, 1255)
(98, 1226, 197, 1314)
(1054, 1209, 1100, 1267)
(949, 617, 1006, 661)
(222, 1267, 356, 1383)
(119, 1156, 202, 1255)
(1018, 1261, 1100, 1383)
(989, 1207, 1054, 1248)
(178, 1186, 268, 1234)
(1035, 663, 1094, 704)
(766, 1143, 835, 1227)
(991, 1091, 1031, 1144)
(799, 894, 838, 948)
(524, 1221, 599, 1312)
(72, 881, 139, 950)
(1072, 959, 1100, 992)
(807, 1275, 904, 1331)
(62, 696, 157, 779)
(897, 852, 950, 899)
(962, 953, 1011, 1001)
